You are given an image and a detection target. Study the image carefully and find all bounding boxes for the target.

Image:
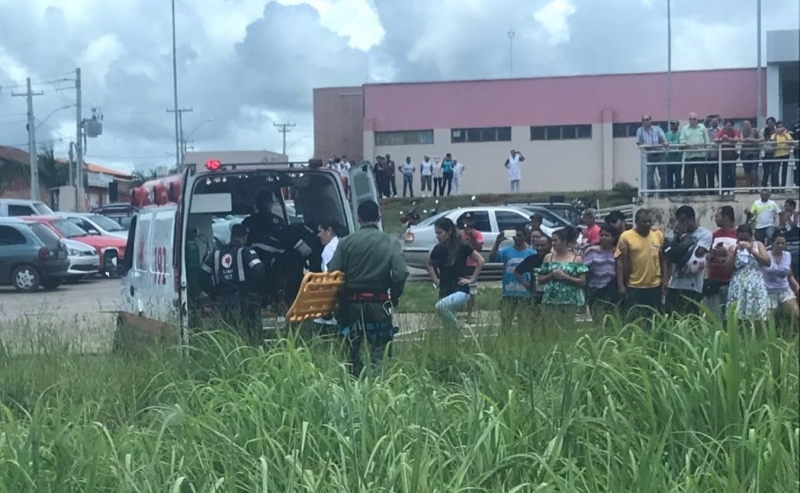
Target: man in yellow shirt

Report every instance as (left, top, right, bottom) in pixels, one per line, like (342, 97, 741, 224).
(770, 121, 794, 190)
(615, 208, 666, 321)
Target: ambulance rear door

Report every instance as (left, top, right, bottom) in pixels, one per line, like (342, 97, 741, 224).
(348, 161, 382, 231)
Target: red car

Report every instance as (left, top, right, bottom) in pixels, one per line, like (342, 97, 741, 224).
(21, 216, 127, 277)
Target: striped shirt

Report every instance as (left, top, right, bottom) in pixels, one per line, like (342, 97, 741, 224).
(636, 125, 666, 146)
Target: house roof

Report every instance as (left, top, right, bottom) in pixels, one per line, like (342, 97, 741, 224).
(0, 145, 30, 165)
(53, 157, 132, 180)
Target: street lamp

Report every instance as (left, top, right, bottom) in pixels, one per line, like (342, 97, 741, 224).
(181, 118, 214, 160)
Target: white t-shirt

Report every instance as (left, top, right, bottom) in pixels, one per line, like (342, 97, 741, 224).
(432, 161, 443, 178)
(321, 236, 339, 272)
(420, 161, 433, 176)
(668, 226, 713, 293)
(750, 200, 780, 229)
(454, 161, 464, 176)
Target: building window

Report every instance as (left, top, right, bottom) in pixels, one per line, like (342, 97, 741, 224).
(451, 127, 512, 143)
(612, 122, 640, 138)
(530, 124, 592, 141)
(375, 130, 434, 146)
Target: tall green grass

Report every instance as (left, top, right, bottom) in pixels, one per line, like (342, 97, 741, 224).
(0, 314, 797, 492)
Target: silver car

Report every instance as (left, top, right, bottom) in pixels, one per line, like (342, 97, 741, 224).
(62, 238, 100, 281)
(401, 206, 557, 270)
(56, 212, 129, 240)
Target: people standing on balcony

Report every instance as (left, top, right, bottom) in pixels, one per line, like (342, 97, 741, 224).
(504, 149, 525, 193)
(679, 113, 709, 193)
(704, 206, 738, 322)
(664, 120, 683, 192)
(400, 156, 415, 198)
(384, 154, 397, 197)
(636, 115, 667, 196)
(739, 120, 763, 192)
(761, 117, 777, 189)
(441, 153, 455, 196)
(419, 155, 433, 196)
(770, 122, 793, 192)
(747, 189, 781, 246)
(432, 156, 443, 197)
(793, 106, 800, 186)
(714, 120, 739, 193)
(452, 159, 464, 195)
(705, 115, 723, 193)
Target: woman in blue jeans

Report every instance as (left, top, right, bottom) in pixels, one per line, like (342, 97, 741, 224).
(427, 217, 485, 330)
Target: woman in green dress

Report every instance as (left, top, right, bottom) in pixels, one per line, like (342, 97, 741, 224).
(538, 226, 588, 324)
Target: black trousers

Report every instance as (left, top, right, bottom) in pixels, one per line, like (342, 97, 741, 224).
(217, 297, 261, 344)
(442, 172, 453, 196)
(340, 301, 396, 376)
(433, 177, 442, 196)
(664, 288, 703, 316)
(624, 286, 662, 322)
(387, 175, 397, 196)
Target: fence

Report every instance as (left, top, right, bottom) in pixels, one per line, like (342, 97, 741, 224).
(638, 141, 799, 196)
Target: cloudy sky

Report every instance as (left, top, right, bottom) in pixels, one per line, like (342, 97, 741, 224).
(0, 0, 797, 173)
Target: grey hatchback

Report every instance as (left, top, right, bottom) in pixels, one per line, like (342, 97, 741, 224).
(0, 217, 70, 292)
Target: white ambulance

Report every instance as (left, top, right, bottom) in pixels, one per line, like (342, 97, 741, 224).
(116, 159, 379, 348)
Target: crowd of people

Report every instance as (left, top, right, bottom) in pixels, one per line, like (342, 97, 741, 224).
(424, 198, 800, 331)
(638, 107, 800, 195)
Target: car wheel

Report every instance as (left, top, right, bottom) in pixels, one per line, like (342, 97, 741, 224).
(12, 265, 41, 292)
(42, 278, 62, 291)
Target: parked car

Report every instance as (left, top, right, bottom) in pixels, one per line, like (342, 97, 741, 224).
(401, 206, 556, 271)
(56, 212, 129, 240)
(90, 203, 138, 230)
(61, 238, 100, 282)
(20, 216, 126, 277)
(506, 202, 584, 226)
(0, 198, 55, 217)
(0, 217, 70, 292)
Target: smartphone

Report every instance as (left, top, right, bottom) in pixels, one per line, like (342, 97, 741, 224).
(503, 229, 516, 238)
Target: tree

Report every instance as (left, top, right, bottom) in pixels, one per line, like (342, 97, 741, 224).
(131, 168, 158, 187)
(37, 146, 70, 190)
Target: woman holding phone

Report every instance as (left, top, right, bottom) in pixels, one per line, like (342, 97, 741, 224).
(725, 223, 771, 323)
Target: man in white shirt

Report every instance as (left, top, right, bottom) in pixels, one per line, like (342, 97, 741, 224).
(663, 205, 713, 316)
(420, 156, 433, 196)
(504, 150, 525, 192)
(747, 189, 781, 246)
(452, 159, 464, 195)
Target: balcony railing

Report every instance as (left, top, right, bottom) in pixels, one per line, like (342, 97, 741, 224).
(638, 141, 799, 196)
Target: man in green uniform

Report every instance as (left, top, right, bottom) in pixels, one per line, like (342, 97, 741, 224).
(328, 200, 409, 376)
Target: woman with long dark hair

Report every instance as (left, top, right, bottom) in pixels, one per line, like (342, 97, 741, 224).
(427, 217, 484, 330)
(762, 230, 799, 324)
(538, 225, 588, 319)
(725, 223, 770, 323)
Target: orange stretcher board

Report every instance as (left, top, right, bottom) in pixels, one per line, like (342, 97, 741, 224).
(284, 270, 345, 323)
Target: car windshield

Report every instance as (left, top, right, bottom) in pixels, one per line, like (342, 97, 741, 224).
(50, 218, 90, 238)
(28, 222, 60, 244)
(33, 202, 55, 215)
(88, 214, 125, 231)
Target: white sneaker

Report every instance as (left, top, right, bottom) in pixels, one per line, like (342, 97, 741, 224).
(314, 317, 337, 326)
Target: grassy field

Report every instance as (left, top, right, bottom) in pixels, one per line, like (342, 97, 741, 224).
(379, 187, 637, 234)
(0, 311, 797, 492)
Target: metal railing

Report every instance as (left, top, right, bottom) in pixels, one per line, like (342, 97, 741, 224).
(638, 141, 799, 196)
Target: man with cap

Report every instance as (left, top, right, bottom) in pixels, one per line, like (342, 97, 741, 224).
(200, 223, 267, 343)
(328, 200, 409, 376)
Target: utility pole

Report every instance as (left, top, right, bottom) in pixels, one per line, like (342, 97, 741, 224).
(507, 30, 515, 78)
(167, 107, 192, 164)
(12, 78, 44, 201)
(75, 67, 84, 210)
(274, 122, 296, 155)
(171, 0, 181, 172)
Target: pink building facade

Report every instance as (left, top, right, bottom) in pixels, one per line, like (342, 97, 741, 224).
(315, 68, 767, 194)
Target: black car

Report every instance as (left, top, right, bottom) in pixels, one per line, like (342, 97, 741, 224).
(0, 217, 70, 292)
(90, 203, 138, 230)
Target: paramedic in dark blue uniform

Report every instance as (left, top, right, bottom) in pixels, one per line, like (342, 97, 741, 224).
(243, 190, 314, 308)
(328, 200, 409, 376)
(200, 223, 266, 344)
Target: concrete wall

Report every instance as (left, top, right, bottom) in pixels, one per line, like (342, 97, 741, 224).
(313, 86, 364, 161)
(642, 192, 798, 231)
